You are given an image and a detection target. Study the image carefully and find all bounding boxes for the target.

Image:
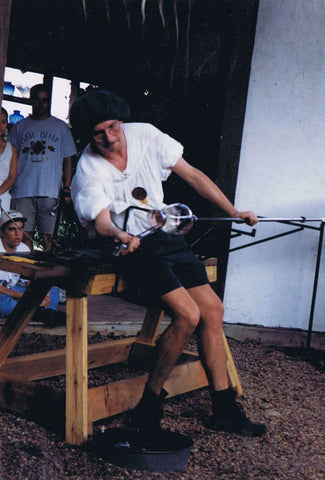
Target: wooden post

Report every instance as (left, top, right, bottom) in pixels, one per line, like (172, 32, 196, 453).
(223, 331, 243, 396)
(65, 295, 88, 445)
(137, 306, 166, 344)
(0, 0, 12, 104)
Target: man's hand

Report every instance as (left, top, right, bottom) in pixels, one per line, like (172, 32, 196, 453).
(62, 186, 72, 205)
(234, 211, 259, 226)
(115, 231, 141, 255)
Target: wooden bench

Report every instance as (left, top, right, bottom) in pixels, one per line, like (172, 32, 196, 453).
(0, 251, 242, 445)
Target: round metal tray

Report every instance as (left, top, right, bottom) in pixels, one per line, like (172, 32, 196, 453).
(85, 427, 194, 472)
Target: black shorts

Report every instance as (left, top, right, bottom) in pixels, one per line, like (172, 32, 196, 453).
(121, 231, 209, 304)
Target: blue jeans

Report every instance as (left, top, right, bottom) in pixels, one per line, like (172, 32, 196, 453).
(0, 284, 60, 317)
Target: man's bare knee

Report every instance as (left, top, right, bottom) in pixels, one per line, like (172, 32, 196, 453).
(172, 305, 201, 335)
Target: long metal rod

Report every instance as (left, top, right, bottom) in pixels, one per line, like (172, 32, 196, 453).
(194, 215, 324, 223)
(229, 227, 304, 252)
(306, 221, 324, 349)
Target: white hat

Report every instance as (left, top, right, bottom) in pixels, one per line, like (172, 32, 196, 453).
(0, 210, 26, 229)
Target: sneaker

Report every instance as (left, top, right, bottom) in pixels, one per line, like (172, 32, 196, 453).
(210, 388, 267, 437)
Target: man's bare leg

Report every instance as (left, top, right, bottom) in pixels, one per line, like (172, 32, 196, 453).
(187, 283, 229, 391)
(147, 287, 201, 395)
(132, 283, 267, 436)
(187, 284, 267, 436)
(130, 287, 201, 433)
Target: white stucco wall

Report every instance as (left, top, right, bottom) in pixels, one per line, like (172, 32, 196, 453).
(223, 0, 325, 332)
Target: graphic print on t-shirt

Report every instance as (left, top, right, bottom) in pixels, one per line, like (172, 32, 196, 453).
(22, 139, 55, 161)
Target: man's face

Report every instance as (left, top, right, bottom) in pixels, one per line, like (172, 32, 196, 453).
(32, 91, 51, 118)
(1, 221, 24, 250)
(91, 119, 124, 155)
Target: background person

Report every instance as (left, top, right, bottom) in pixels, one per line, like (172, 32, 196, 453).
(0, 107, 17, 211)
(8, 84, 77, 250)
(69, 90, 267, 438)
(0, 210, 63, 327)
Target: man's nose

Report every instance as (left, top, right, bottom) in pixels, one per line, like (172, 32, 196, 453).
(104, 130, 114, 141)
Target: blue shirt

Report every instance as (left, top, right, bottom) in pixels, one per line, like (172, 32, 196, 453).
(9, 115, 77, 198)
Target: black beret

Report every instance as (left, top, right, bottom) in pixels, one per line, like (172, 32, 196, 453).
(69, 90, 131, 137)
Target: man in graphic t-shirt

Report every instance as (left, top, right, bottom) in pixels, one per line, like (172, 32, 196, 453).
(8, 84, 77, 250)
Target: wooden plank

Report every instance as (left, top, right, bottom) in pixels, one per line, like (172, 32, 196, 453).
(223, 331, 243, 396)
(0, 255, 71, 280)
(88, 375, 148, 424)
(164, 359, 208, 397)
(65, 296, 88, 445)
(137, 307, 166, 344)
(83, 258, 215, 296)
(0, 373, 65, 432)
(202, 257, 217, 283)
(205, 265, 217, 283)
(129, 341, 199, 366)
(132, 335, 242, 396)
(87, 360, 208, 425)
(0, 279, 52, 367)
(1, 338, 135, 381)
(84, 273, 122, 295)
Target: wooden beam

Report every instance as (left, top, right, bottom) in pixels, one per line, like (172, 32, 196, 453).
(0, 373, 65, 432)
(0, 0, 12, 105)
(84, 273, 126, 295)
(88, 374, 148, 424)
(137, 307, 166, 344)
(1, 338, 134, 381)
(223, 331, 243, 396)
(0, 279, 52, 367)
(87, 360, 208, 425)
(129, 340, 199, 367)
(65, 296, 88, 445)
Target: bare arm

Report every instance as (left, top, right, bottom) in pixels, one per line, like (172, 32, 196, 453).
(0, 145, 17, 196)
(63, 156, 73, 187)
(95, 208, 140, 254)
(171, 157, 258, 225)
(0, 284, 23, 299)
(62, 156, 74, 203)
(0, 284, 50, 306)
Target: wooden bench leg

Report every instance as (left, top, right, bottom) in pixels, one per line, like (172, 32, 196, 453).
(66, 296, 88, 445)
(137, 306, 166, 344)
(223, 331, 243, 396)
(0, 279, 52, 368)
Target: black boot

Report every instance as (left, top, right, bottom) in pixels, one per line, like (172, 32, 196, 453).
(129, 384, 168, 436)
(210, 388, 267, 437)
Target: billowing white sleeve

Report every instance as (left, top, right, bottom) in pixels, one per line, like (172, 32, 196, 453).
(72, 176, 112, 227)
(154, 132, 184, 180)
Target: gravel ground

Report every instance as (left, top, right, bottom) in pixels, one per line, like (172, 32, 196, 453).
(0, 334, 324, 480)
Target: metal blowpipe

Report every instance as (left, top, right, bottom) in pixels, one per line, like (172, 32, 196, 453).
(113, 203, 325, 256)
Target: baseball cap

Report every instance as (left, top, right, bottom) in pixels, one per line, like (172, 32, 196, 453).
(0, 210, 26, 229)
(69, 90, 131, 140)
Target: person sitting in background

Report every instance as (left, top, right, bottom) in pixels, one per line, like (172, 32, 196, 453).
(0, 107, 17, 211)
(0, 210, 64, 327)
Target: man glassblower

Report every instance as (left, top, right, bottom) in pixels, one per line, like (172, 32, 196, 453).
(69, 90, 267, 438)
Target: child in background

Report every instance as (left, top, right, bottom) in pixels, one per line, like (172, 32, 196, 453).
(0, 210, 64, 327)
